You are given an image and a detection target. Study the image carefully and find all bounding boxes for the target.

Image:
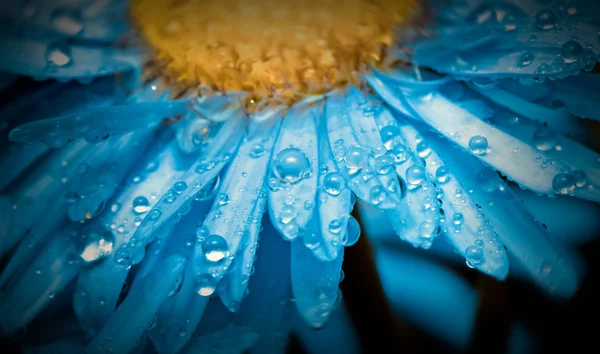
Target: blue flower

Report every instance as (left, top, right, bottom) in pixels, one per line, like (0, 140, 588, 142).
(0, 0, 599, 353)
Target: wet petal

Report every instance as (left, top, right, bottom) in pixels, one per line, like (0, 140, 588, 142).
(85, 255, 186, 354)
(9, 100, 188, 148)
(290, 239, 343, 328)
(374, 107, 441, 249)
(390, 116, 508, 279)
(0, 225, 80, 334)
(268, 103, 318, 240)
(193, 108, 281, 290)
(325, 86, 401, 209)
(218, 191, 267, 312)
(309, 103, 354, 261)
(421, 131, 578, 298)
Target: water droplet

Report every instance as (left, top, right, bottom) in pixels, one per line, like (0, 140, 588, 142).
(196, 225, 210, 241)
(78, 230, 114, 265)
(148, 209, 162, 220)
(380, 125, 401, 150)
(304, 232, 320, 249)
(250, 143, 265, 158)
(469, 135, 488, 155)
(65, 191, 79, 205)
(328, 219, 343, 234)
(216, 193, 229, 206)
(465, 246, 484, 265)
(416, 142, 431, 158)
(173, 181, 187, 194)
(343, 216, 361, 246)
(374, 155, 394, 175)
(453, 213, 464, 225)
(390, 144, 409, 164)
(178, 327, 187, 337)
(195, 274, 217, 296)
(536, 10, 558, 30)
(435, 166, 450, 184)
(552, 173, 576, 195)
(532, 126, 556, 151)
(561, 40, 583, 63)
(202, 235, 229, 262)
(323, 172, 345, 196)
(405, 165, 426, 186)
(132, 196, 150, 214)
(304, 200, 315, 209)
(272, 148, 312, 184)
(519, 52, 533, 67)
(45, 42, 72, 68)
(280, 206, 297, 224)
(535, 63, 552, 75)
(477, 167, 502, 193)
(51, 7, 83, 36)
(369, 185, 386, 205)
(418, 220, 437, 239)
(344, 145, 368, 171)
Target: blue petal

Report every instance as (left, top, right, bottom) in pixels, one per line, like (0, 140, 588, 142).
(268, 103, 318, 240)
(85, 255, 186, 354)
(181, 326, 259, 354)
(420, 131, 579, 298)
(290, 239, 343, 328)
(0, 36, 144, 81)
(386, 114, 509, 279)
(325, 87, 402, 209)
(193, 108, 282, 292)
(374, 106, 441, 249)
(0, 225, 80, 334)
(9, 100, 188, 148)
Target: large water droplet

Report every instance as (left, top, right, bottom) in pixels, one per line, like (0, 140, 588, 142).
(465, 246, 484, 265)
(536, 10, 558, 30)
(344, 145, 368, 171)
(519, 52, 533, 67)
(195, 274, 217, 296)
(552, 173, 576, 195)
(405, 165, 426, 186)
(572, 170, 588, 188)
(323, 172, 345, 196)
(532, 126, 556, 151)
(78, 230, 114, 265)
(45, 42, 72, 68)
(390, 144, 409, 164)
(132, 196, 150, 214)
(453, 213, 464, 225)
(328, 219, 343, 234)
(469, 135, 488, 155)
(343, 216, 361, 247)
(202, 235, 229, 262)
(561, 40, 583, 63)
(272, 148, 311, 184)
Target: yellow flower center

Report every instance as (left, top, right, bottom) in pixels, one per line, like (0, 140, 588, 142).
(131, 0, 418, 104)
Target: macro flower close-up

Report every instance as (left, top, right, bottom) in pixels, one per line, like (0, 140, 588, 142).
(1, 0, 600, 353)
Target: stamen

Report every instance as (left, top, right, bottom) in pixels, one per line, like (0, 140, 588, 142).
(131, 0, 418, 105)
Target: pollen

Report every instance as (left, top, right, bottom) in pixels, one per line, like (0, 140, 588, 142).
(131, 0, 418, 104)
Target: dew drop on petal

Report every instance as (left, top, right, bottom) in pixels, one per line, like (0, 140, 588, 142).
(572, 170, 588, 188)
(536, 10, 558, 30)
(250, 143, 265, 158)
(78, 230, 114, 265)
(552, 173, 576, 195)
(532, 126, 556, 151)
(195, 274, 217, 296)
(272, 148, 312, 184)
(328, 219, 343, 234)
(465, 246, 484, 265)
(374, 155, 394, 175)
(45, 42, 72, 68)
(405, 165, 426, 186)
(469, 135, 488, 155)
(202, 235, 229, 262)
(132, 196, 150, 214)
(560, 40, 583, 64)
(435, 166, 450, 184)
(323, 172, 345, 196)
(344, 145, 368, 170)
